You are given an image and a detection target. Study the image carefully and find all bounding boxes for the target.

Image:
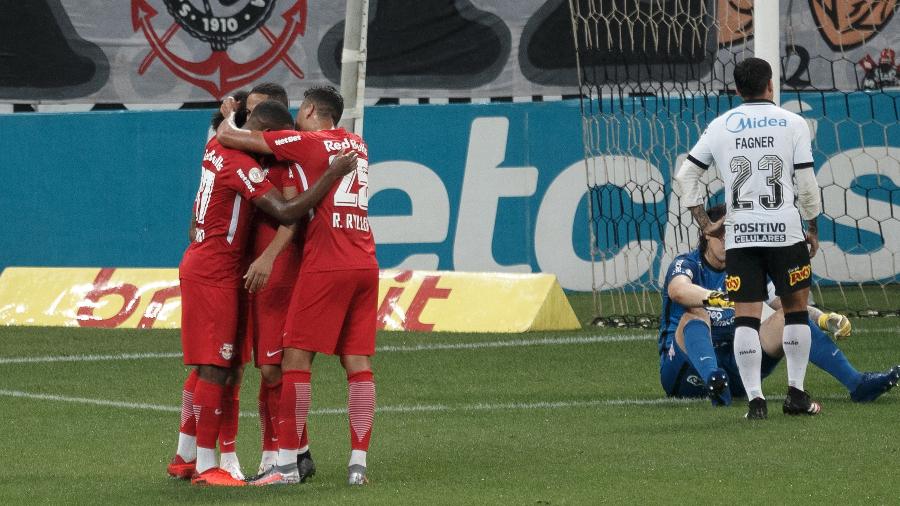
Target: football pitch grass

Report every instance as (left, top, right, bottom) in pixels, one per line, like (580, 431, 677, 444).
(0, 294, 898, 504)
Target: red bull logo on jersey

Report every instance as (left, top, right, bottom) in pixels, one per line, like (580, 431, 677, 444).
(324, 138, 368, 156)
(788, 264, 812, 286)
(219, 343, 234, 360)
(725, 275, 741, 293)
(725, 111, 788, 133)
(203, 149, 225, 171)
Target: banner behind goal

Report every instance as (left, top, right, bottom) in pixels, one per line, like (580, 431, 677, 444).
(567, 0, 900, 324)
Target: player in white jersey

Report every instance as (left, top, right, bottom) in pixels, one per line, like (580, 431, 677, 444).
(674, 57, 823, 420)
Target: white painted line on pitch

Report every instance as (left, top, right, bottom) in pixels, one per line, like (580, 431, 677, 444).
(377, 334, 654, 353)
(0, 334, 655, 365)
(0, 388, 859, 419)
(309, 397, 705, 416)
(0, 388, 704, 417)
(0, 351, 182, 365)
(0, 389, 182, 414)
(0, 325, 895, 365)
(851, 327, 900, 335)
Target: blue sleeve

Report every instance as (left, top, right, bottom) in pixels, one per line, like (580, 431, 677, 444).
(664, 255, 701, 287)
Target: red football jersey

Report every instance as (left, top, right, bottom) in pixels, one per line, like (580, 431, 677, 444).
(179, 137, 274, 287)
(262, 128, 377, 273)
(246, 161, 304, 287)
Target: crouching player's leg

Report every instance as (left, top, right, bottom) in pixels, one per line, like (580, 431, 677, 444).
(660, 310, 730, 406)
(760, 310, 899, 402)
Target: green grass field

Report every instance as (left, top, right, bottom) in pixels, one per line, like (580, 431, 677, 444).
(0, 294, 898, 504)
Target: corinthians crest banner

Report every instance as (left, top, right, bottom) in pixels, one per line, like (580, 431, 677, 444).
(131, 0, 307, 99)
(0, 0, 897, 104)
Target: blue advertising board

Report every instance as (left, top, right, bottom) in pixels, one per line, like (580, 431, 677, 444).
(1, 92, 897, 290)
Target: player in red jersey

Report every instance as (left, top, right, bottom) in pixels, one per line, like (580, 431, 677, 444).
(171, 90, 250, 483)
(217, 84, 306, 480)
(169, 100, 358, 487)
(173, 85, 297, 482)
(239, 84, 315, 479)
(216, 86, 378, 486)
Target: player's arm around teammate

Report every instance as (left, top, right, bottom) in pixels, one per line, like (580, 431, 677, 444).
(218, 87, 378, 486)
(244, 194, 298, 293)
(171, 102, 307, 487)
(217, 98, 358, 225)
(242, 84, 301, 294)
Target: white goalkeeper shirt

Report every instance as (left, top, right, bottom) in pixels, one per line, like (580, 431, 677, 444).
(687, 99, 815, 250)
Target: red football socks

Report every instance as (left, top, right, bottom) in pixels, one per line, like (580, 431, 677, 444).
(218, 382, 241, 453)
(193, 378, 225, 450)
(278, 370, 311, 451)
(259, 380, 281, 452)
(347, 370, 375, 451)
(179, 369, 199, 436)
(299, 420, 309, 451)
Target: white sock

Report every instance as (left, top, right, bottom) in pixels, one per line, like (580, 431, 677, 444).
(260, 450, 277, 467)
(349, 449, 367, 468)
(219, 451, 239, 469)
(783, 323, 812, 391)
(176, 433, 196, 462)
(734, 326, 764, 400)
(196, 447, 217, 474)
(276, 448, 298, 468)
(219, 452, 243, 479)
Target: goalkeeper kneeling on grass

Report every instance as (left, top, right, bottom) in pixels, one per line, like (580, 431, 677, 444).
(658, 205, 899, 406)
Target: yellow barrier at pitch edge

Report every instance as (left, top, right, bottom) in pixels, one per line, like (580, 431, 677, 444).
(0, 267, 581, 332)
(377, 269, 580, 332)
(0, 268, 182, 329)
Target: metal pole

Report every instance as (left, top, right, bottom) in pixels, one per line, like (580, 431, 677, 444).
(338, 0, 368, 134)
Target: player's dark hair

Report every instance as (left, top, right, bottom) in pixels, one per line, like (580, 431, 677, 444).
(247, 99, 294, 131)
(303, 85, 344, 124)
(698, 204, 727, 255)
(733, 57, 772, 98)
(211, 90, 249, 129)
(250, 82, 289, 107)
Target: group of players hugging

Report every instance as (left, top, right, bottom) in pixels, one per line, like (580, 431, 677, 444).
(167, 82, 377, 487)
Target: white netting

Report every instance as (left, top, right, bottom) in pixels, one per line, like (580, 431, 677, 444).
(568, 0, 900, 321)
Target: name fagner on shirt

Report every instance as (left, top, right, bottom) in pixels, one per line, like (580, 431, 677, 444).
(688, 101, 815, 250)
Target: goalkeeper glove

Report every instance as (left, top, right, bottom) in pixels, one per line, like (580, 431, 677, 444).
(703, 291, 733, 309)
(818, 312, 851, 339)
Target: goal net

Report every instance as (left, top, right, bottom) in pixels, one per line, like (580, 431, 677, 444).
(568, 0, 900, 324)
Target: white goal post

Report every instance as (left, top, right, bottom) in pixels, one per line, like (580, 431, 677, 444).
(339, 0, 369, 135)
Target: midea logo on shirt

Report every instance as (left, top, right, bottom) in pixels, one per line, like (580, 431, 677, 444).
(725, 111, 788, 133)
